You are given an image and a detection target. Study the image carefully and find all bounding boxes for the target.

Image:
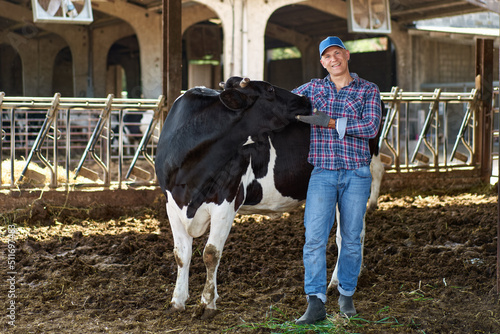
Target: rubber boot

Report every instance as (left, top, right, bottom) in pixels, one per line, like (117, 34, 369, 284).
(295, 295, 326, 325)
(338, 294, 357, 317)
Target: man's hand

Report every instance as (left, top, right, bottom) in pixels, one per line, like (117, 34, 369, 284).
(296, 109, 331, 128)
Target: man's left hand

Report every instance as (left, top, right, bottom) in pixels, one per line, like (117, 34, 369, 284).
(296, 109, 331, 127)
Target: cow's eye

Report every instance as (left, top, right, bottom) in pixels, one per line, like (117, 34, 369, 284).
(267, 86, 275, 93)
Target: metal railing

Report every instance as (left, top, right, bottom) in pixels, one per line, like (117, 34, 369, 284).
(379, 87, 480, 172)
(0, 87, 491, 190)
(1, 92, 164, 189)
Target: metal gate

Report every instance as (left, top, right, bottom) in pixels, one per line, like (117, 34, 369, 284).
(0, 87, 494, 190)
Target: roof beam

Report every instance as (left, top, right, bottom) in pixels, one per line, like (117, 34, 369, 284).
(465, 0, 500, 13)
(392, 1, 468, 16)
(392, 2, 484, 23)
(301, 0, 347, 20)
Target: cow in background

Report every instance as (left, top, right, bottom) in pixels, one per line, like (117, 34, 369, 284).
(111, 109, 155, 157)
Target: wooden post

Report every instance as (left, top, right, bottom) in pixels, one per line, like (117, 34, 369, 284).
(497, 36, 500, 295)
(475, 38, 497, 294)
(162, 0, 182, 125)
(475, 38, 494, 183)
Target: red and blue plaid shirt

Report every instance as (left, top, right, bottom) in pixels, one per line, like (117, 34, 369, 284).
(292, 73, 382, 170)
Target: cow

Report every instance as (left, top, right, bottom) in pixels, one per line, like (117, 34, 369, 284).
(154, 76, 384, 319)
(1, 112, 18, 148)
(111, 109, 155, 156)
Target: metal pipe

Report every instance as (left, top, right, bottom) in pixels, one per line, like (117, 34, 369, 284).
(73, 94, 113, 178)
(126, 95, 165, 179)
(0, 90, 489, 189)
(10, 107, 15, 187)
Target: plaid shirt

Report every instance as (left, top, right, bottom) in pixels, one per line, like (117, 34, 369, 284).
(292, 73, 382, 170)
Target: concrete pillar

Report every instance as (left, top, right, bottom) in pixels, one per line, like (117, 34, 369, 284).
(245, 0, 304, 80)
(35, 24, 93, 96)
(388, 25, 412, 91)
(198, 0, 303, 80)
(137, 23, 162, 98)
(69, 26, 90, 97)
(95, 0, 162, 98)
(300, 39, 322, 81)
(38, 37, 66, 96)
(91, 23, 135, 97)
(18, 38, 39, 96)
(11, 35, 65, 96)
(195, 0, 242, 79)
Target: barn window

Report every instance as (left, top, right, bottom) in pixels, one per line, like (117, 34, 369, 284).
(344, 37, 388, 54)
(267, 47, 301, 60)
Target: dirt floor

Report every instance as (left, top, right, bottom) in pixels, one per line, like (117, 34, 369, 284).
(1, 187, 499, 333)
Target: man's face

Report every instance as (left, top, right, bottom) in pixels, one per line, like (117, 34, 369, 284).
(320, 46, 350, 77)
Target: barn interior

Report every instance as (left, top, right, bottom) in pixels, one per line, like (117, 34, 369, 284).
(0, 2, 499, 332)
(0, 1, 499, 191)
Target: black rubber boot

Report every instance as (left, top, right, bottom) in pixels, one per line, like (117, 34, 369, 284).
(338, 294, 357, 317)
(295, 295, 326, 325)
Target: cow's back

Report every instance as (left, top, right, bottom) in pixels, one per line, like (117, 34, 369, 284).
(156, 88, 223, 173)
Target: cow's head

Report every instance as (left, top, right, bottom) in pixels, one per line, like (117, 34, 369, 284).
(218, 77, 311, 133)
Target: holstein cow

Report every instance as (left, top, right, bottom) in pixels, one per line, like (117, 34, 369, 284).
(111, 109, 155, 156)
(155, 76, 384, 319)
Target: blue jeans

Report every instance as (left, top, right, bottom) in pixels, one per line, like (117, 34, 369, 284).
(303, 166, 371, 302)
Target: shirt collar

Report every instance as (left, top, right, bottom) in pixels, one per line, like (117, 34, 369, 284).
(322, 73, 359, 87)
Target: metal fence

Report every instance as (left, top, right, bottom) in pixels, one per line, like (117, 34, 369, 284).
(1, 92, 164, 189)
(0, 87, 495, 190)
(379, 87, 480, 171)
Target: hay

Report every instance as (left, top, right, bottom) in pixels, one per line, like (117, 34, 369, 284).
(1, 159, 97, 186)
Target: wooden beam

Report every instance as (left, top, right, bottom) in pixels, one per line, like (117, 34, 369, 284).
(475, 38, 494, 183)
(305, 0, 347, 19)
(392, 0, 470, 16)
(162, 0, 182, 124)
(497, 11, 500, 295)
(391, 0, 484, 23)
(465, 0, 500, 13)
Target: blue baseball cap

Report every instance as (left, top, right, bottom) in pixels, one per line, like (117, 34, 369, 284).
(319, 36, 347, 58)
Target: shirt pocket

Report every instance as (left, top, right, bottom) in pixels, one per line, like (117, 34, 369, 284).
(313, 95, 328, 114)
(343, 95, 364, 119)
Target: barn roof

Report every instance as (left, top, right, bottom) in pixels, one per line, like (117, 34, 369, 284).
(0, 0, 498, 44)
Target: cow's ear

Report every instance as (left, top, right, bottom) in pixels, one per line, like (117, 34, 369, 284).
(219, 89, 250, 111)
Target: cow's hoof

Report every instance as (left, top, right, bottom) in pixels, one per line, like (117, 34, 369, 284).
(191, 304, 219, 320)
(166, 304, 184, 315)
(201, 308, 219, 320)
(327, 279, 339, 291)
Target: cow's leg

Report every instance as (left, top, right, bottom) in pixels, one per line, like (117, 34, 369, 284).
(328, 208, 366, 290)
(198, 207, 236, 319)
(167, 208, 193, 312)
(329, 206, 341, 289)
(368, 154, 384, 211)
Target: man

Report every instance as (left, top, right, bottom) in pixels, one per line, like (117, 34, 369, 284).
(292, 36, 382, 324)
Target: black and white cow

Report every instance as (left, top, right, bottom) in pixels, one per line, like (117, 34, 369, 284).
(1, 110, 37, 149)
(111, 109, 154, 156)
(155, 77, 384, 319)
